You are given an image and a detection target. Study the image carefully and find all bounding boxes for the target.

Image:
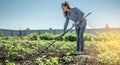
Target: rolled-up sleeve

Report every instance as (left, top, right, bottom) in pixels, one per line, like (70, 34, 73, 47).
(63, 17, 69, 33)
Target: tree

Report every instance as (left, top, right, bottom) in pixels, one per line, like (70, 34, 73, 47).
(105, 23, 109, 29)
(26, 28, 30, 30)
(0, 31, 2, 37)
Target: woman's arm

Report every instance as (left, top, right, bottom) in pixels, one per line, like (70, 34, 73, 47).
(63, 17, 69, 33)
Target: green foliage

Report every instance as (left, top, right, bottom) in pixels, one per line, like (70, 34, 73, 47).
(0, 31, 2, 37)
(36, 56, 58, 65)
(54, 35, 64, 41)
(27, 32, 40, 40)
(2, 36, 12, 40)
(64, 33, 76, 41)
(51, 57, 58, 65)
(63, 56, 73, 64)
(0, 32, 120, 65)
(27, 32, 105, 42)
(96, 41, 120, 65)
(5, 60, 15, 65)
(8, 52, 19, 60)
(0, 40, 40, 61)
(58, 42, 75, 53)
(40, 32, 55, 40)
(35, 56, 44, 65)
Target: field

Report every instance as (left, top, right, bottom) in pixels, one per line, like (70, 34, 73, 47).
(0, 32, 120, 65)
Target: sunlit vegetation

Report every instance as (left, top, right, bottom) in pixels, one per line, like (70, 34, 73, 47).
(0, 32, 120, 65)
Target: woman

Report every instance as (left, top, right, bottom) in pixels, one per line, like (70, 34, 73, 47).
(61, 1, 86, 54)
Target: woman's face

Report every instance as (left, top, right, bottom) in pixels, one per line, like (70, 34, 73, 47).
(62, 5, 68, 12)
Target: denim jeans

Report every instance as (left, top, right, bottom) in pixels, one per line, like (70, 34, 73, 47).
(75, 20, 86, 52)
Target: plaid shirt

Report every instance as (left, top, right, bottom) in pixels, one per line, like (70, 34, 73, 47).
(63, 7, 84, 32)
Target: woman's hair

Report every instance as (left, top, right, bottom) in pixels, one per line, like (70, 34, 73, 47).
(61, 1, 71, 17)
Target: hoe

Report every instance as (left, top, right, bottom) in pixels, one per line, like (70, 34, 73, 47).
(39, 12, 91, 56)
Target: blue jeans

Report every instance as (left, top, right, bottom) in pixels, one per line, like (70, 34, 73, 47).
(75, 20, 86, 52)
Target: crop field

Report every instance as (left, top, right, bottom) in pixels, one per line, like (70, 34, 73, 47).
(0, 32, 120, 65)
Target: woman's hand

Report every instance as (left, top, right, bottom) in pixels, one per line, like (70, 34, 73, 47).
(75, 22, 79, 25)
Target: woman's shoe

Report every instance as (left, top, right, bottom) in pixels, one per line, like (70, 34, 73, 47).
(76, 51, 85, 55)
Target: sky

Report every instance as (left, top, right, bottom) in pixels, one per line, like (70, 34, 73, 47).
(0, 0, 120, 30)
